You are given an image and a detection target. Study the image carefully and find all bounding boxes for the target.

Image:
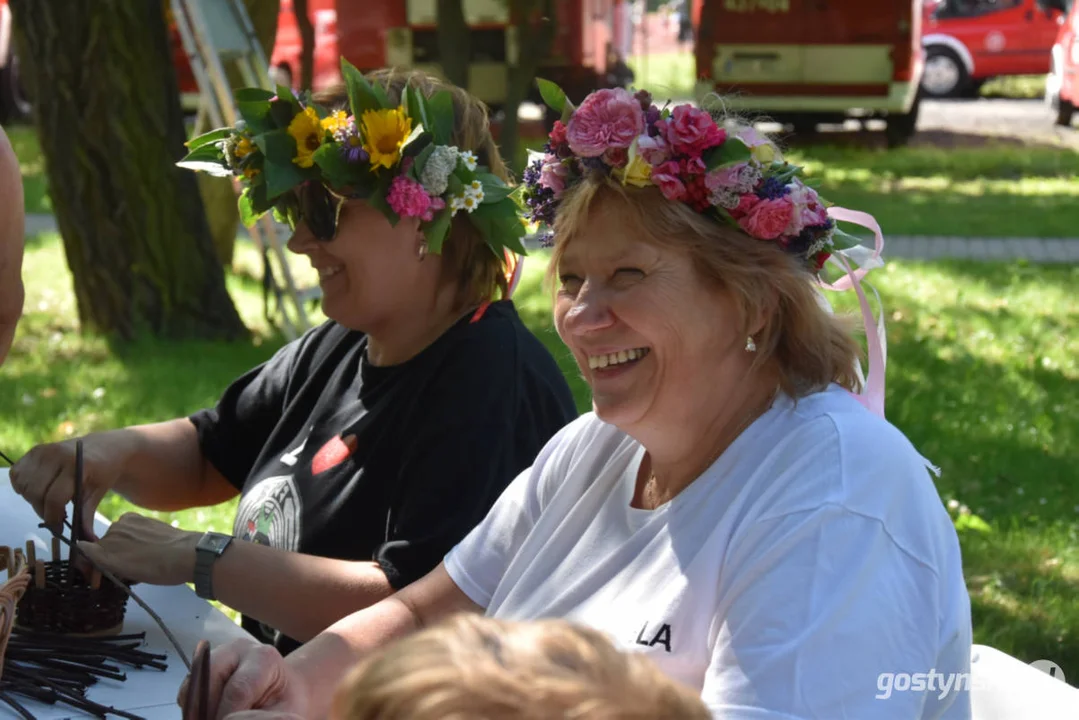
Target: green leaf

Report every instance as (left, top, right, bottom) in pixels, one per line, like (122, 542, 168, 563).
(254, 130, 298, 166)
(177, 142, 229, 174)
(476, 173, 514, 204)
(535, 77, 567, 114)
(412, 143, 437, 178)
(237, 99, 276, 135)
(426, 91, 455, 145)
(342, 57, 389, 115)
(423, 207, 453, 253)
(184, 128, 231, 151)
(312, 143, 350, 188)
(400, 122, 427, 153)
(470, 201, 527, 255)
(238, 184, 273, 226)
(262, 158, 307, 200)
(830, 227, 864, 251)
(270, 98, 302, 130)
(954, 513, 992, 534)
(446, 174, 465, 197)
(405, 84, 429, 131)
(703, 137, 752, 171)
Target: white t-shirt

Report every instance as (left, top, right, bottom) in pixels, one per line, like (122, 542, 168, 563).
(444, 384, 973, 719)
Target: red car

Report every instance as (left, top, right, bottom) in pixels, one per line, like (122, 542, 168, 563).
(1045, 0, 1077, 125)
(921, 0, 1065, 97)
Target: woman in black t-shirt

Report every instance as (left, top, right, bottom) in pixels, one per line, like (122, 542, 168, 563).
(9, 69, 578, 653)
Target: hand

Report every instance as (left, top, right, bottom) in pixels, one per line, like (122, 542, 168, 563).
(177, 639, 309, 720)
(9, 434, 131, 538)
(76, 513, 201, 585)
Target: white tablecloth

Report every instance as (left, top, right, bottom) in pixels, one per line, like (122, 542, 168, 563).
(0, 470, 252, 719)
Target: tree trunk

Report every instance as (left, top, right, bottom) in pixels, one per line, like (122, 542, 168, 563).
(502, 0, 556, 173)
(438, 0, 471, 88)
(196, 0, 280, 268)
(9, 0, 247, 341)
(293, 0, 315, 91)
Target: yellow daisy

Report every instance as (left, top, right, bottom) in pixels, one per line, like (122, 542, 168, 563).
(288, 106, 323, 168)
(362, 106, 412, 171)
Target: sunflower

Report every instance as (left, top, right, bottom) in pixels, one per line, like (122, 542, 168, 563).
(361, 106, 412, 171)
(288, 106, 323, 168)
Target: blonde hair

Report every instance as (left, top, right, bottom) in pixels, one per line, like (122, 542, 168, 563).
(313, 69, 510, 311)
(331, 614, 712, 720)
(544, 118, 861, 399)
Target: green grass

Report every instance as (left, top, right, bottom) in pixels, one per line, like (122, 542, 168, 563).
(6, 123, 51, 215)
(628, 52, 698, 101)
(3, 236, 1077, 673)
(980, 75, 1047, 100)
(786, 144, 1079, 238)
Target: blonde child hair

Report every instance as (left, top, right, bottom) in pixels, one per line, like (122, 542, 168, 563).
(331, 613, 712, 720)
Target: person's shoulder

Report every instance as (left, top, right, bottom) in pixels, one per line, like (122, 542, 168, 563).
(531, 412, 635, 499)
(272, 319, 364, 373)
(764, 385, 956, 567)
(440, 300, 570, 382)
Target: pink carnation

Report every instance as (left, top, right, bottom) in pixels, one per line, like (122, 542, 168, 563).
(636, 134, 669, 165)
(651, 160, 686, 201)
(387, 175, 434, 220)
(603, 147, 628, 167)
(738, 197, 795, 240)
(422, 196, 446, 223)
(658, 105, 727, 157)
(539, 154, 569, 195)
(566, 88, 645, 157)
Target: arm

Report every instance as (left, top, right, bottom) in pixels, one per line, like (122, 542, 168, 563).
(206, 563, 481, 719)
(0, 123, 25, 367)
(210, 542, 395, 643)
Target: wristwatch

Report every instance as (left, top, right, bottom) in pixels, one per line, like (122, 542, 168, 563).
(194, 532, 233, 600)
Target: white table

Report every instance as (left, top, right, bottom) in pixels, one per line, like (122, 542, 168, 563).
(1, 471, 252, 719)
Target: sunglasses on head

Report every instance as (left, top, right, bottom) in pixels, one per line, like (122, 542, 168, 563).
(277, 182, 348, 242)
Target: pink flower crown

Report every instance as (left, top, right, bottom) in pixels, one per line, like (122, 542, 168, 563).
(522, 82, 858, 272)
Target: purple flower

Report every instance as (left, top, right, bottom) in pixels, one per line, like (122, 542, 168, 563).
(756, 177, 790, 200)
(344, 144, 369, 164)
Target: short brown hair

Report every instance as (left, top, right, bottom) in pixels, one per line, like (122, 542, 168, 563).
(331, 614, 712, 720)
(545, 118, 862, 399)
(314, 69, 510, 310)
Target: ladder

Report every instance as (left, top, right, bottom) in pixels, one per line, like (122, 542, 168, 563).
(170, 0, 320, 341)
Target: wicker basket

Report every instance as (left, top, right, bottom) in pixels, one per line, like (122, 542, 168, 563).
(0, 547, 31, 681)
(15, 555, 130, 636)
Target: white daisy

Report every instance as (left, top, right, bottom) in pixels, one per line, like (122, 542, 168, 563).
(459, 150, 478, 171)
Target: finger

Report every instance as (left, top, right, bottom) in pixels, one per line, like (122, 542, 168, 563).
(204, 641, 252, 720)
(76, 541, 114, 575)
(217, 644, 285, 719)
(42, 465, 74, 532)
(82, 486, 107, 541)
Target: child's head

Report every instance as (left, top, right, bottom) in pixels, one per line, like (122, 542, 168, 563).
(331, 614, 712, 719)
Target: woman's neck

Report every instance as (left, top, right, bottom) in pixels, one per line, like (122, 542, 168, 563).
(365, 290, 475, 367)
(634, 375, 779, 509)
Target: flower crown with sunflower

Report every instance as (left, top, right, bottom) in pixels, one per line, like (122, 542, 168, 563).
(177, 58, 527, 261)
(521, 80, 864, 272)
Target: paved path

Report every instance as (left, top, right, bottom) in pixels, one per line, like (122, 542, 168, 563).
(26, 214, 1079, 263)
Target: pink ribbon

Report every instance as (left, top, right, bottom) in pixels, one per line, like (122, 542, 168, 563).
(821, 207, 887, 419)
(505, 250, 524, 299)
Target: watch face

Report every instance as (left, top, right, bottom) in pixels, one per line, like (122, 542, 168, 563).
(200, 533, 231, 553)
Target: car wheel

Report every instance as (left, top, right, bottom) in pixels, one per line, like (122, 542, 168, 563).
(1056, 98, 1076, 127)
(921, 46, 969, 98)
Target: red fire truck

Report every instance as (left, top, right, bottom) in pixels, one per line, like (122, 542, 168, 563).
(920, 0, 1065, 98)
(1044, 0, 1077, 125)
(692, 0, 925, 147)
(188, 0, 624, 116)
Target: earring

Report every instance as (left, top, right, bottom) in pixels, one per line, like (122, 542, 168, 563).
(417, 242, 428, 261)
(745, 336, 757, 353)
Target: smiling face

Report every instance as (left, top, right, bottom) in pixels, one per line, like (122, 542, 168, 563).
(553, 190, 752, 432)
(286, 198, 429, 331)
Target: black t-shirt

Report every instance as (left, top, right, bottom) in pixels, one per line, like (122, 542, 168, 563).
(189, 300, 578, 654)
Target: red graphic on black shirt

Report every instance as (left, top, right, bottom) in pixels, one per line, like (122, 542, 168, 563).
(311, 433, 357, 475)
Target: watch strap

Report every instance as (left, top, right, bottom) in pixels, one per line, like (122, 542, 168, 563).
(194, 532, 232, 600)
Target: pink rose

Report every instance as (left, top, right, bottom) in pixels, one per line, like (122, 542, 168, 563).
(785, 182, 829, 235)
(549, 120, 568, 146)
(651, 160, 686, 201)
(539, 154, 569, 194)
(730, 193, 760, 219)
(658, 105, 727, 157)
(636, 134, 669, 165)
(738, 197, 795, 240)
(386, 175, 432, 219)
(566, 88, 645, 157)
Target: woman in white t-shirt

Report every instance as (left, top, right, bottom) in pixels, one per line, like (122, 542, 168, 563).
(191, 88, 973, 719)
